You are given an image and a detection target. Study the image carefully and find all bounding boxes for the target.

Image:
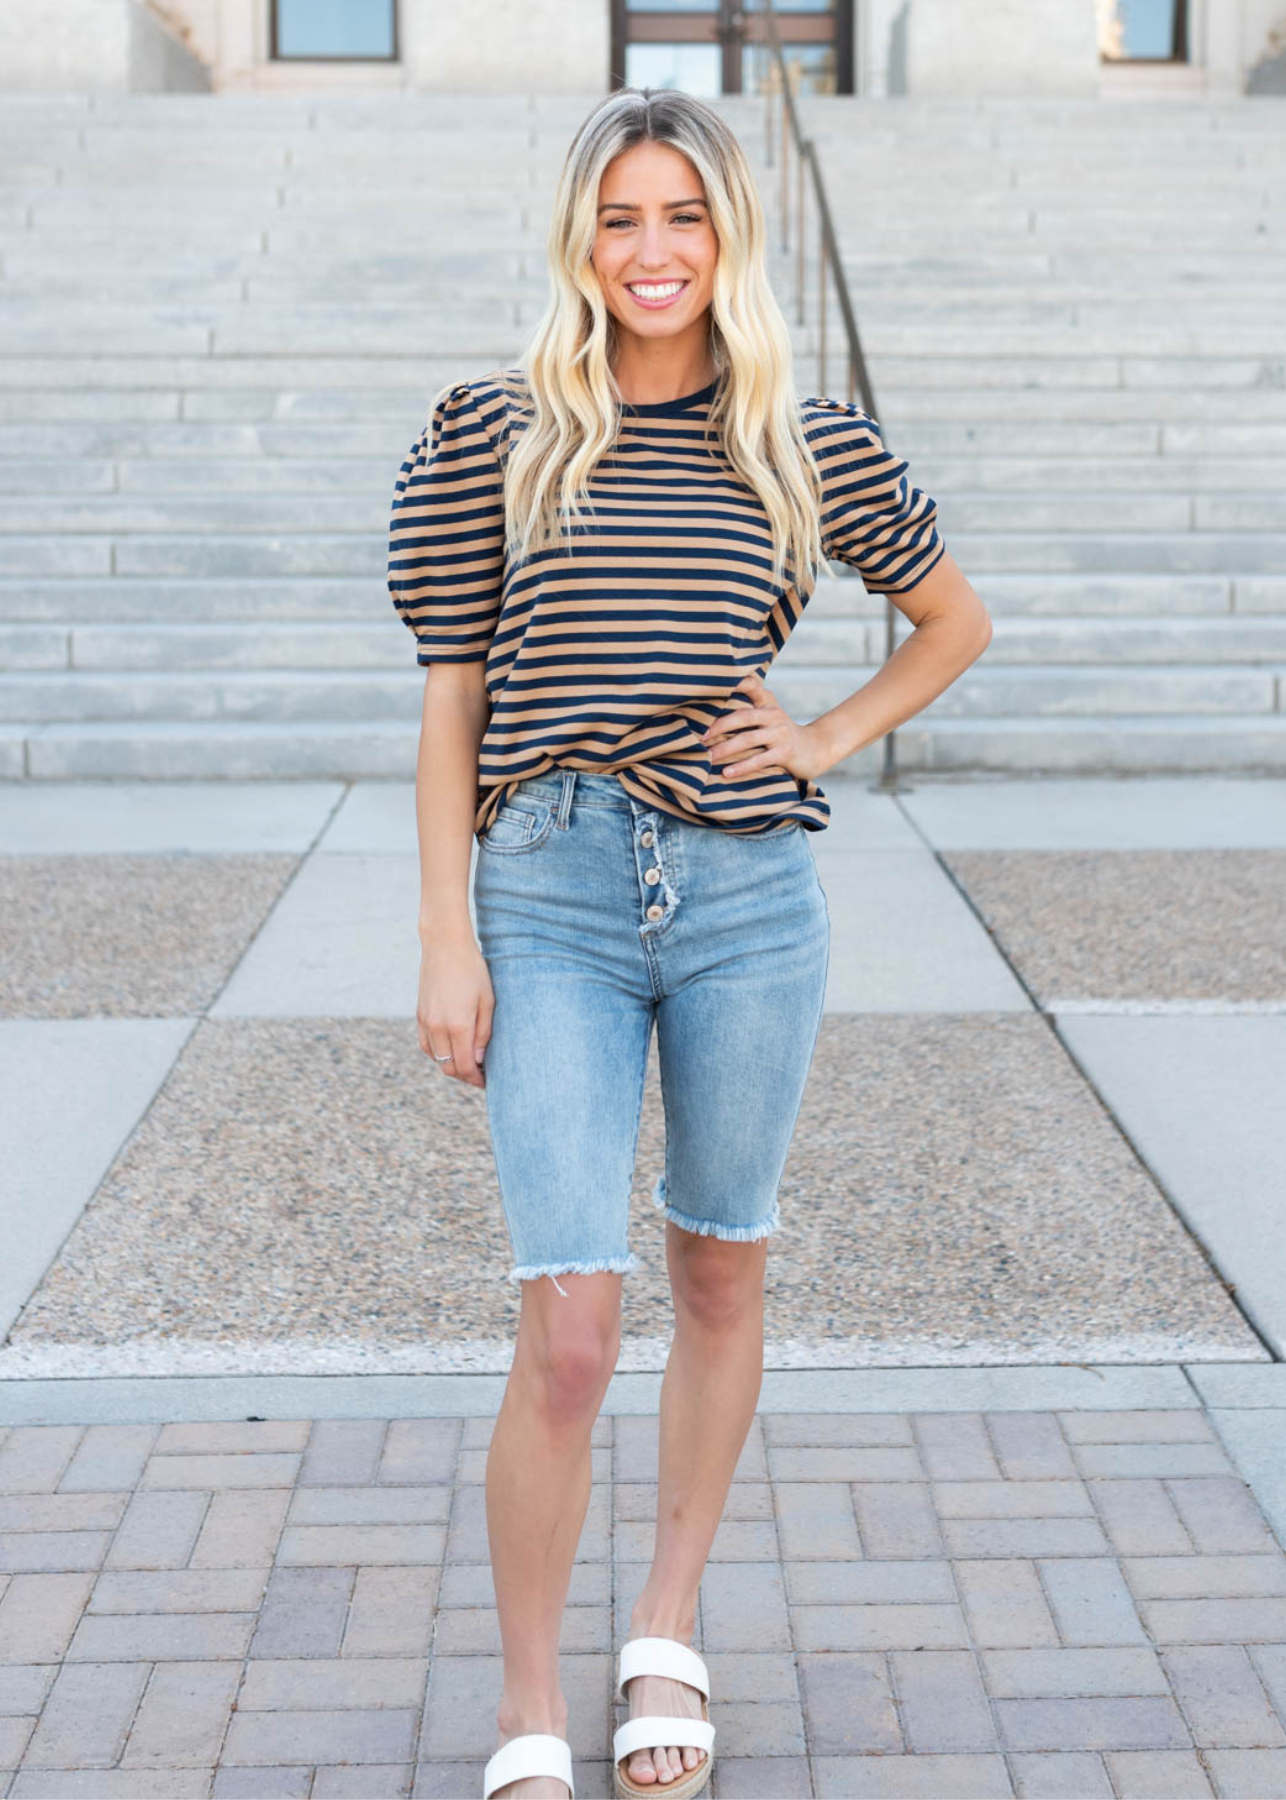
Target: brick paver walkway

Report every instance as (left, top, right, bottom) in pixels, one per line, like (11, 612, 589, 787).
(3, 1406, 1286, 1798)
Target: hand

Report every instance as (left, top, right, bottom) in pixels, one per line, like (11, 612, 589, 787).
(698, 670, 831, 782)
(417, 934, 494, 1090)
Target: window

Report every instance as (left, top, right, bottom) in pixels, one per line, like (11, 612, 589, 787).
(272, 0, 397, 62)
(1098, 0, 1187, 62)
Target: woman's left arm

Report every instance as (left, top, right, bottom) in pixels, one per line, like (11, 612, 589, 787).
(801, 547, 992, 773)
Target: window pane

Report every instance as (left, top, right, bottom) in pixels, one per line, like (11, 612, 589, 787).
(624, 42, 723, 96)
(743, 41, 836, 95)
(1099, 0, 1179, 59)
(625, 1, 715, 10)
(744, 1, 836, 11)
(275, 0, 395, 58)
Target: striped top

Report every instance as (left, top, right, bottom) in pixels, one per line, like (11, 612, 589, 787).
(388, 366, 945, 839)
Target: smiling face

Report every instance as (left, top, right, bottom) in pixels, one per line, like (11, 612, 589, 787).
(591, 139, 718, 358)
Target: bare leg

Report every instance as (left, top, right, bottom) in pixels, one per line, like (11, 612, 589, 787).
(621, 1225, 767, 1787)
(488, 1270, 623, 1800)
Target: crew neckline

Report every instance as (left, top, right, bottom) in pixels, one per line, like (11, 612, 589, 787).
(617, 376, 720, 417)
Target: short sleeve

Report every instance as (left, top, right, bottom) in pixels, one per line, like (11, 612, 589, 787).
(388, 381, 505, 664)
(804, 397, 945, 595)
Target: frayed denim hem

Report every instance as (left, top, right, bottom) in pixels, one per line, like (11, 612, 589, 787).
(650, 1172, 780, 1243)
(507, 1252, 643, 1297)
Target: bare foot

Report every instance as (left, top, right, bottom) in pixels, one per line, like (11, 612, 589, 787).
(619, 1663, 708, 1788)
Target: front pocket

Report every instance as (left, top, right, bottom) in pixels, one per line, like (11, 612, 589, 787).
(478, 802, 555, 854)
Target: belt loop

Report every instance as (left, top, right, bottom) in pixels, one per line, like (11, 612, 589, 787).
(556, 769, 576, 829)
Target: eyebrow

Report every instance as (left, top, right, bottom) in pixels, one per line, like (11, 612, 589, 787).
(596, 197, 707, 214)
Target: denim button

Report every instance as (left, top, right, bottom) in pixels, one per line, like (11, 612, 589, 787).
(646, 903, 664, 920)
(641, 829, 654, 846)
(644, 867, 661, 885)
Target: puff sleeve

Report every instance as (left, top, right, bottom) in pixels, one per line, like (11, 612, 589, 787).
(805, 396, 945, 595)
(388, 380, 505, 664)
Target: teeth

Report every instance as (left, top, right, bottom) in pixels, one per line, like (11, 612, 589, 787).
(628, 281, 685, 299)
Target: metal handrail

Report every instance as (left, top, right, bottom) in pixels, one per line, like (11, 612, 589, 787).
(759, 0, 903, 793)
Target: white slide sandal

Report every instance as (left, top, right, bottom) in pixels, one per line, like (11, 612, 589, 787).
(483, 1730, 575, 1799)
(613, 1635, 715, 1800)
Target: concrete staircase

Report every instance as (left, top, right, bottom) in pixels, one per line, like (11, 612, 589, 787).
(0, 89, 1283, 780)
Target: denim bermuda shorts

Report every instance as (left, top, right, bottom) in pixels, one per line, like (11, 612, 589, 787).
(471, 768, 831, 1295)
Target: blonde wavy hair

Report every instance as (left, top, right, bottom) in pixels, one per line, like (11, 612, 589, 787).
(473, 85, 827, 598)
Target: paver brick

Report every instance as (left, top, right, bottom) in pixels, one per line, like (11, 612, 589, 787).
(1125, 1554, 1286, 1599)
(299, 1421, 386, 1488)
(767, 1447, 921, 1482)
(212, 1769, 311, 1798)
(341, 1565, 438, 1658)
(953, 1561, 1060, 1649)
(810, 1750, 1011, 1796)
(985, 1414, 1078, 1482)
(698, 1561, 791, 1652)
(913, 1416, 1002, 1481)
(942, 1518, 1110, 1559)
(103, 1491, 209, 1570)
(89, 1568, 269, 1613)
(1060, 1412, 1214, 1444)
(994, 1695, 1190, 1751)
(767, 1490, 857, 1562)
(762, 1414, 913, 1448)
(0, 1497, 126, 1535)
(0, 1533, 111, 1575)
(934, 1481, 1093, 1519)
(121, 1661, 240, 1766)
(1008, 1750, 1114, 1796)
(190, 1489, 291, 1569)
(276, 1523, 445, 1567)
(1166, 1478, 1282, 1555)
(314, 1767, 415, 1798)
(0, 1574, 94, 1664)
(1101, 1748, 1215, 1796)
(237, 1656, 427, 1711)
(981, 1647, 1168, 1698)
(57, 1427, 157, 1493)
(222, 1707, 417, 1766)
(787, 1560, 955, 1605)
(22, 1660, 148, 1768)
(691, 1753, 810, 1797)
(1202, 1748, 1286, 1795)
(377, 1420, 460, 1485)
(11, 1771, 213, 1796)
(1039, 1557, 1150, 1646)
(140, 1453, 301, 1490)
(679, 1698, 804, 1756)
(1090, 1479, 1194, 1556)
(249, 1566, 354, 1660)
(791, 1603, 970, 1652)
(66, 1611, 256, 1661)
(891, 1649, 998, 1751)
(1160, 1644, 1286, 1748)
(1073, 1444, 1234, 1479)
(1251, 1643, 1286, 1725)
(851, 1484, 944, 1559)
(0, 1431, 82, 1497)
(0, 1667, 54, 1715)
(287, 1488, 451, 1528)
(154, 1422, 310, 1456)
(0, 1714, 34, 1765)
(1141, 1598, 1286, 1643)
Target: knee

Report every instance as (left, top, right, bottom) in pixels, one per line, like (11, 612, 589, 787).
(522, 1307, 619, 1421)
(674, 1245, 762, 1330)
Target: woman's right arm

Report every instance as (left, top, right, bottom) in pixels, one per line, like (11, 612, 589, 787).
(414, 661, 494, 1089)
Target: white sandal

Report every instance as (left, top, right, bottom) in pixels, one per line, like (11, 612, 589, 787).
(613, 1635, 715, 1800)
(483, 1729, 574, 1799)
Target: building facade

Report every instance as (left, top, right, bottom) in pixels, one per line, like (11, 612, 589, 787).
(2, 0, 1283, 97)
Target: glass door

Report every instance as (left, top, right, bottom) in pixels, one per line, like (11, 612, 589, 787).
(1097, 0, 1188, 62)
(271, 0, 398, 61)
(612, 0, 852, 98)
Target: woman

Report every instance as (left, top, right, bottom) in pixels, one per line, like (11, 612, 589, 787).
(389, 85, 991, 1800)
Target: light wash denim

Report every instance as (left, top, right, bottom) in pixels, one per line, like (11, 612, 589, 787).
(472, 768, 831, 1295)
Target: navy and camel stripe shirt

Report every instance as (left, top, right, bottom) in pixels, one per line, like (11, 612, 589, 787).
(388, 366, 945, 839)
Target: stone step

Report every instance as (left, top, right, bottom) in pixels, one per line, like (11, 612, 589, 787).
(2, 617, 1283, 675)
(11, 714, 1286, 782)
(0, 661, 1278, 725)
(6, 572, 1276, 626)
